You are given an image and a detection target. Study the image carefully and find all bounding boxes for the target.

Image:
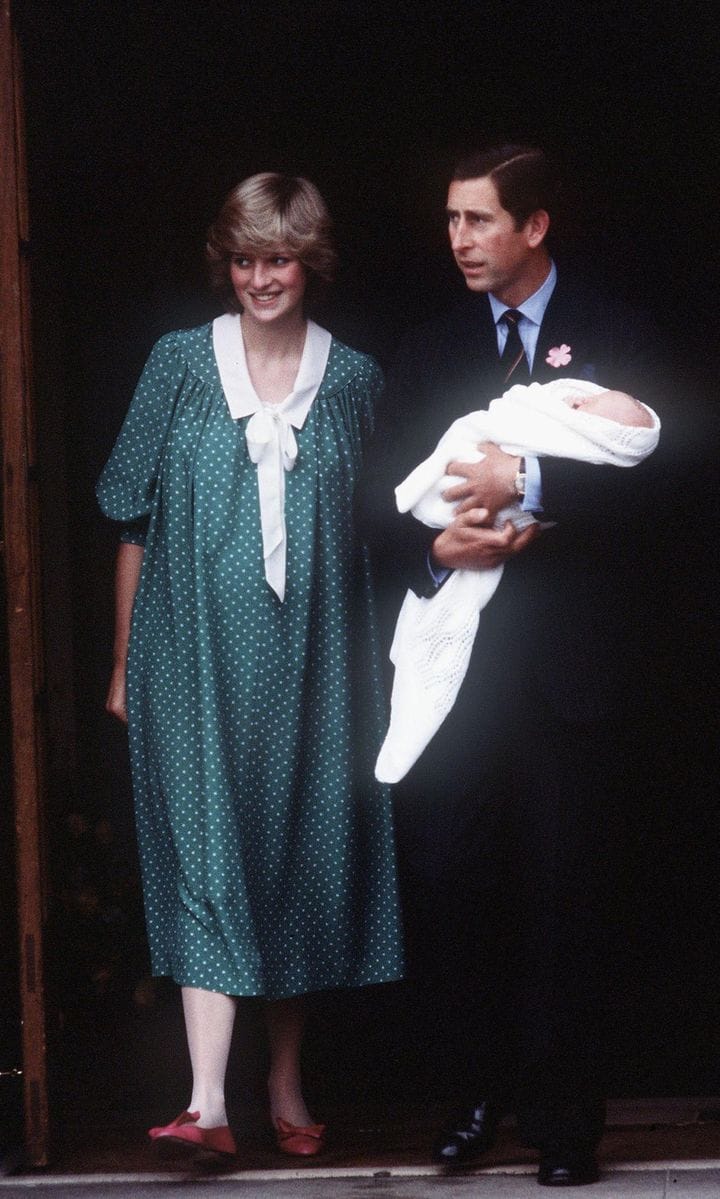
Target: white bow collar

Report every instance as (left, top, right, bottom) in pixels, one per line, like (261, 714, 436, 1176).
(212, 315, 332, 602)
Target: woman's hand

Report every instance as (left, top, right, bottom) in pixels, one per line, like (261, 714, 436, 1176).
(105, 661, 128, 724)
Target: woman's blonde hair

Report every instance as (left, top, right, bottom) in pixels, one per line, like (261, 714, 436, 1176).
(206, 172, 337, 311)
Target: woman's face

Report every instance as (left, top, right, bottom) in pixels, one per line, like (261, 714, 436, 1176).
(229, 250, 307, 323)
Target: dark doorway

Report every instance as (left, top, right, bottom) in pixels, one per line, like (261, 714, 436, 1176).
(12, 0, 720, 1152)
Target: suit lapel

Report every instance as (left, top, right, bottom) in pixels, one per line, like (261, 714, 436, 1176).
(533, 276, 598, 385)
(458, 292, 498, 366)
(457, 293, 506, 396)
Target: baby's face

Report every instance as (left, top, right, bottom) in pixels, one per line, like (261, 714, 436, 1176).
(565, 389, 651, 428)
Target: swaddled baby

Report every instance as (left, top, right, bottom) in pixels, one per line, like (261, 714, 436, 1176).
(375, 378, 660, 784)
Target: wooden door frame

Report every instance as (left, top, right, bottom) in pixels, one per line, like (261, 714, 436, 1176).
(0, 0, 49, 1167)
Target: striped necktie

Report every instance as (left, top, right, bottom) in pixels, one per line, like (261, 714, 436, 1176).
(499, 309, 530, 385)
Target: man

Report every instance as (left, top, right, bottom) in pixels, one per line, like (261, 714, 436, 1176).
(356, 145, 663, 1187)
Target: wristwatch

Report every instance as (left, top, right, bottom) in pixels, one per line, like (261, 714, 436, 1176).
(513, 457, 527, 500)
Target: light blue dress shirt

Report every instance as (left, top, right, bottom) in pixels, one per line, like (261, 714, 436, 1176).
(489, 260, 557, 512)
(427, 262, 557, 585)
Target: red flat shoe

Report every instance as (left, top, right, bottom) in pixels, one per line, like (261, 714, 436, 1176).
(148, 1110, 237, 1157)
(273, 1115, 326, 1156)
(148, 1110, 199, 1139)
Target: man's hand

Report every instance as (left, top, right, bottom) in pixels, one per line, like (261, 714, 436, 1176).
(431, 508, 540, 571)
(443, 442, 520, 519)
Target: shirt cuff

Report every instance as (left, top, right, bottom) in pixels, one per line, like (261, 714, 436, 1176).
(522, 454, 543, 513)
(427, 551, 450, 588)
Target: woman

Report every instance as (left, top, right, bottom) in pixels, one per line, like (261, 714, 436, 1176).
(98, 173, 403, 1158)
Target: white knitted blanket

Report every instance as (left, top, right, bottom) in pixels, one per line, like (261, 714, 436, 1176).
(375, 379, 660, 784)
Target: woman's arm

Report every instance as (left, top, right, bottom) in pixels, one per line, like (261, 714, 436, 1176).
(105, 541, 144, 723)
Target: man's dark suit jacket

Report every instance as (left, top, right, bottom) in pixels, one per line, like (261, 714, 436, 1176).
(356, 271, 665, 782)
(355, 272, 694, 1126)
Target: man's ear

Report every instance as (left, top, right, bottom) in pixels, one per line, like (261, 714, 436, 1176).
(526, 208, 550, 247)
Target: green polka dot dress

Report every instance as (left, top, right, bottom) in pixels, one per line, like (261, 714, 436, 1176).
(97, 319, 403, 999)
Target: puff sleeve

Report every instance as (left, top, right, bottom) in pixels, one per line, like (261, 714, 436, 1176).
(96, 334, 188, 545)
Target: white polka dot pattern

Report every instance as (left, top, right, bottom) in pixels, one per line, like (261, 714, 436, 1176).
(97, 323, 404, 999)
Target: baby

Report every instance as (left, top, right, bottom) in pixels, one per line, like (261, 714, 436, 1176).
(403, 383, 655, 532)
(375, 378, 660, 784)
(567, 388, 653, 422)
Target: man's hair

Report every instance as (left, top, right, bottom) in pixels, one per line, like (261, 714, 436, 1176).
(452, 145, 560, 230)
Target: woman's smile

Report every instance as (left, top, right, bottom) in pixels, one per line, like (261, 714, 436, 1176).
(230, 252, 306, 322)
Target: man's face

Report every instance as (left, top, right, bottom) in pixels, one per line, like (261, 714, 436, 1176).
(446, 175, 541, 306)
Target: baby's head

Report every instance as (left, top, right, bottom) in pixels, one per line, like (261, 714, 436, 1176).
(565, 389, 653, 428)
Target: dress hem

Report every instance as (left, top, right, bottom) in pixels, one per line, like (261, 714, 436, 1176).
(153, 967, 405, 1001)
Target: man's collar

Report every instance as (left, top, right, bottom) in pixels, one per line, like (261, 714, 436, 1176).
(489, 260, 557, 326)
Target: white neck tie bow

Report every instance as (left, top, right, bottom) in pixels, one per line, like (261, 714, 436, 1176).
(245, 408, 298, 602)
(212, 315, 332, 603)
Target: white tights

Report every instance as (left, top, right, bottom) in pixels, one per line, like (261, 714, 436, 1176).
(181, 986, 312, 1129)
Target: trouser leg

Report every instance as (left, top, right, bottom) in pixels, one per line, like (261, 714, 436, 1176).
(505, 706, 625, 1149)
(393, 768, 513, 1100)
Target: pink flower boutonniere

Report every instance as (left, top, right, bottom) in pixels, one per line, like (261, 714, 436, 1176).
(546, 344, 572, 367)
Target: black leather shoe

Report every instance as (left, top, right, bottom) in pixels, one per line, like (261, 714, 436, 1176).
(432, 1101, 501, 1165)
(537, 1149, 599, 1186)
